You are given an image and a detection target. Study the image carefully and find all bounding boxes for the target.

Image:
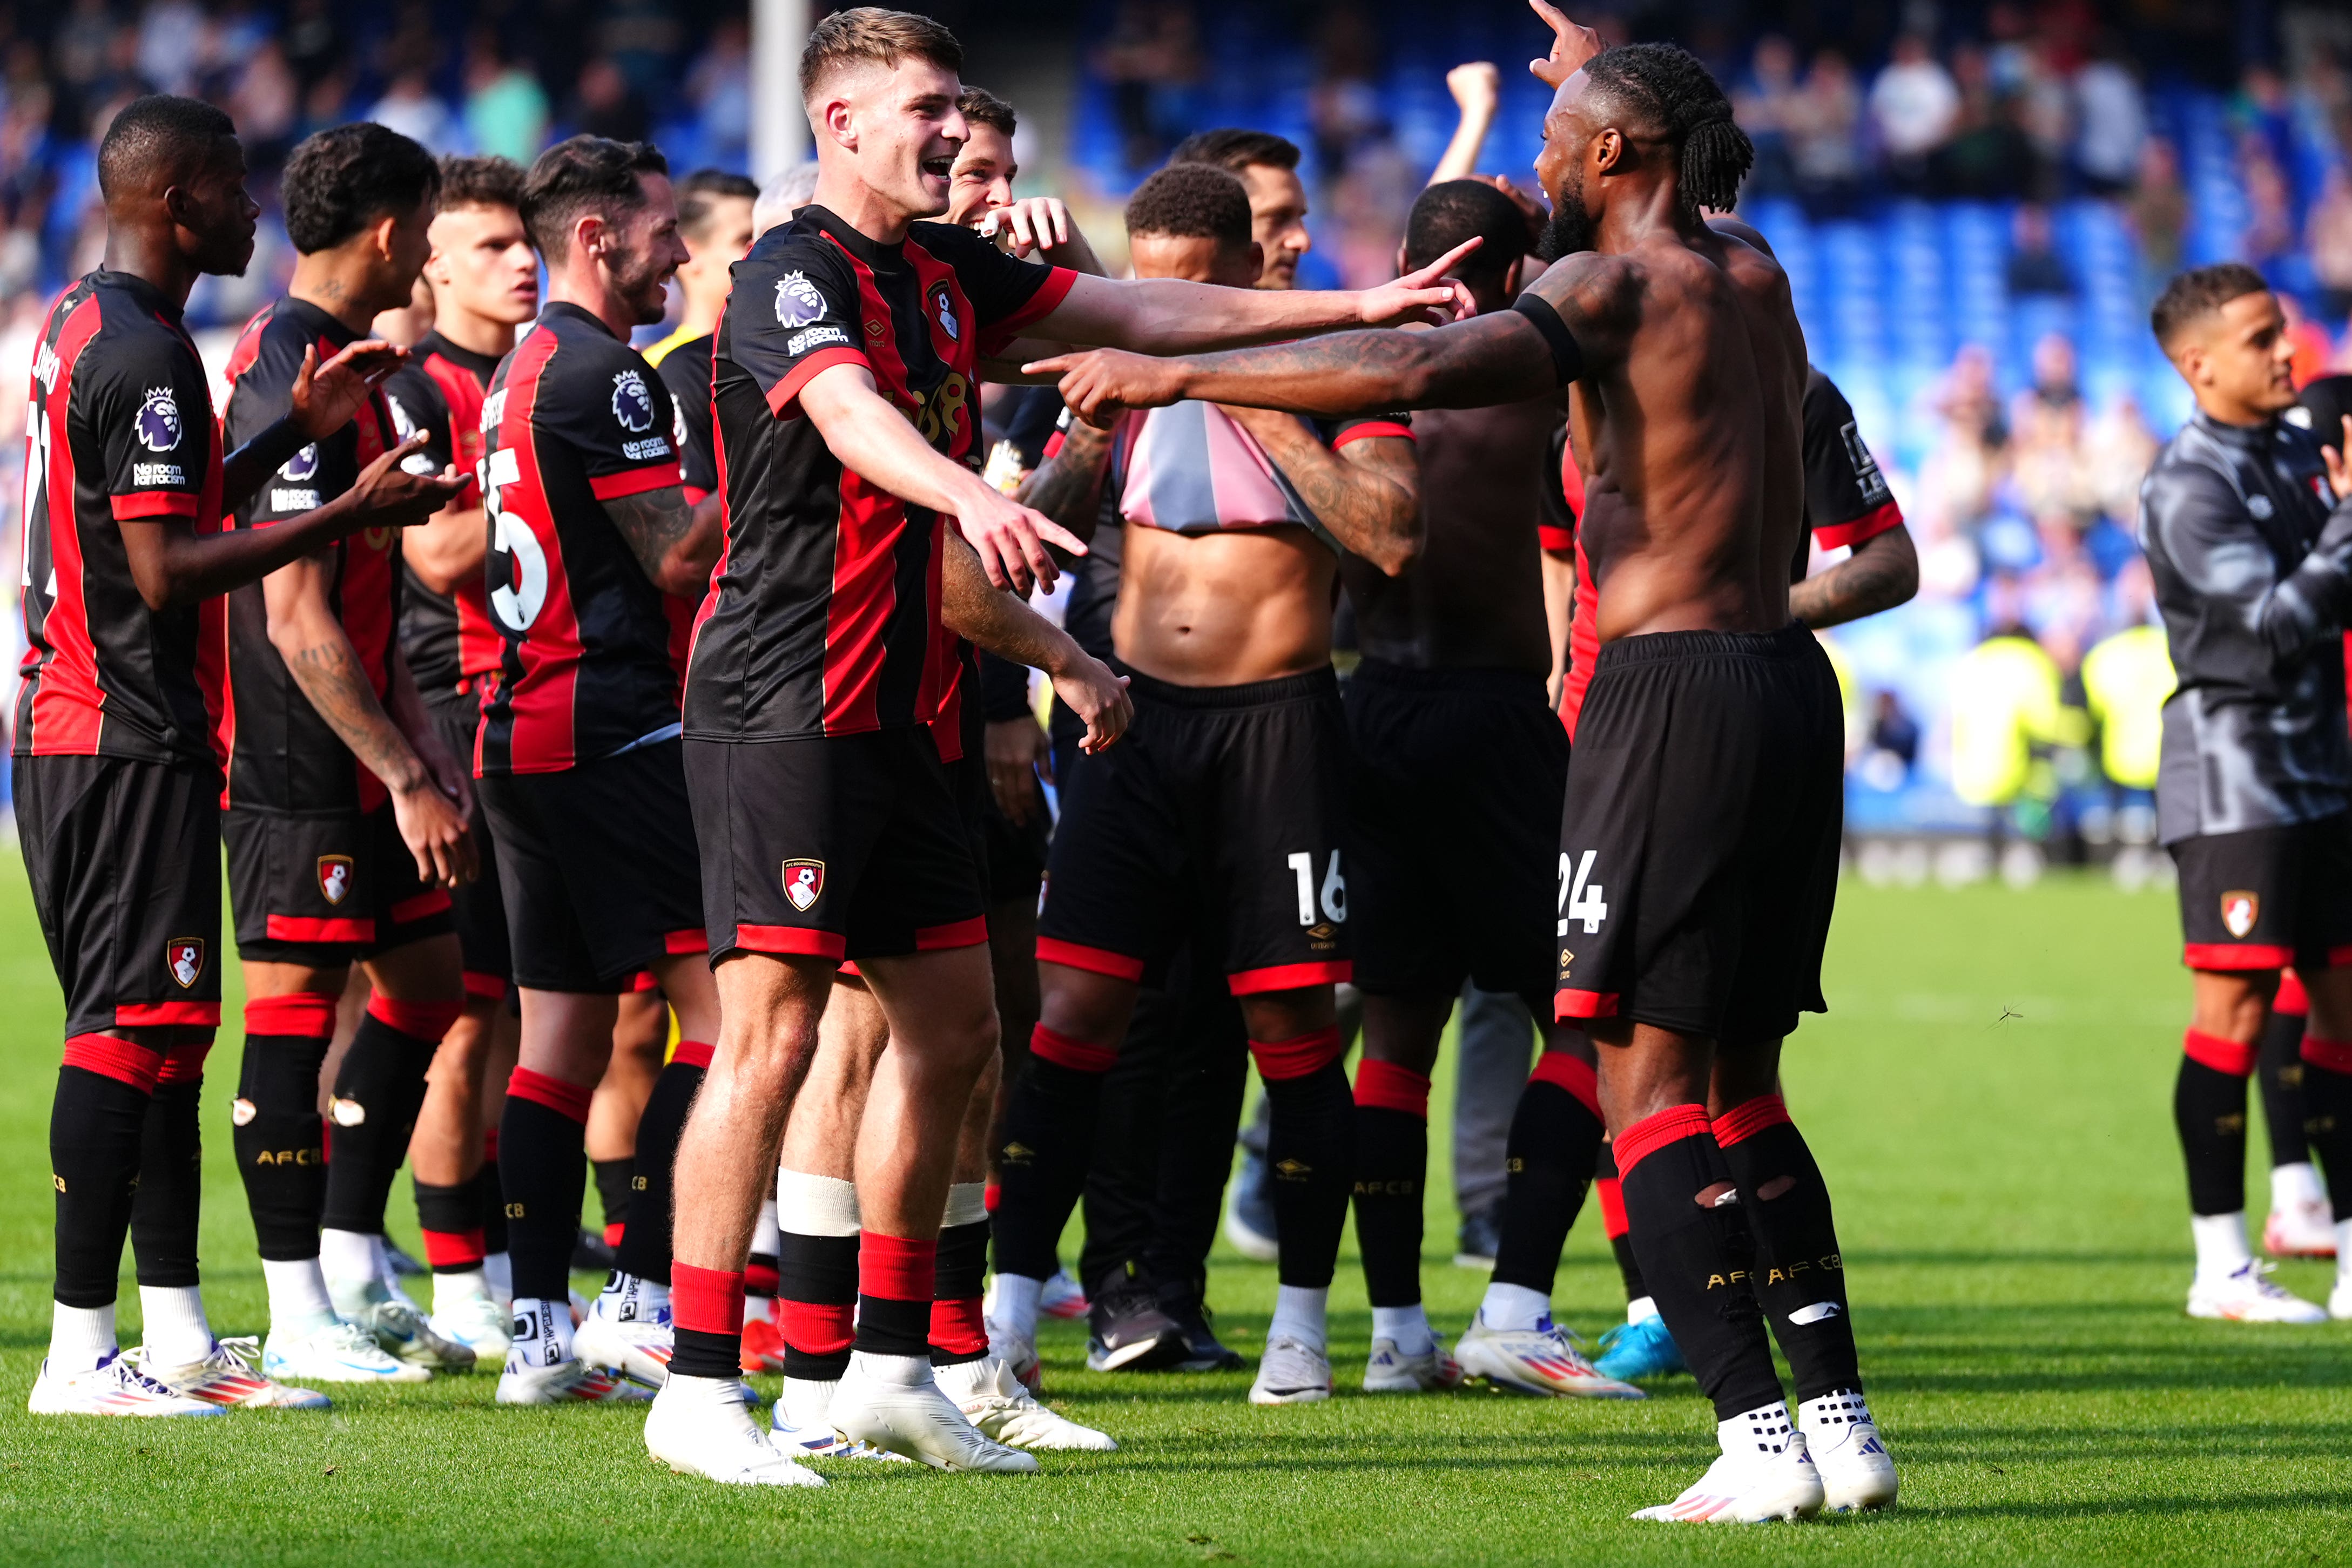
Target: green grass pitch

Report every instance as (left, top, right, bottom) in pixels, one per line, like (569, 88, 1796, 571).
(0, 862, 2344, 1564)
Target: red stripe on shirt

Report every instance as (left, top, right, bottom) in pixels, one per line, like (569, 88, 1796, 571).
(588, 461, 682, 501)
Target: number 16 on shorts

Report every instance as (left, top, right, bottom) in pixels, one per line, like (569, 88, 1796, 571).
(1560, 850, 1608, 936)
(1287, 850, 1347, 925)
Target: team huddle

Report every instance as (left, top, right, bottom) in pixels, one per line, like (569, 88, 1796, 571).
(15, 0, 1947, 1525)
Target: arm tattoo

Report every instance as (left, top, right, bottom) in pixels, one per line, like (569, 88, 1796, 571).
(603, 488, 697, 585)
(1790, 528, 1919, 630)
(284, 634, 423, 792)
(1016, 422, 1113, 540)
(1174, 312, 1556, 418)
(941, 532, 1066, 669)
(1232, 413, 1420, 570)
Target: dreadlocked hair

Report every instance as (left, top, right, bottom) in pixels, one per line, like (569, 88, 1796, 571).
(1582, 42, 1753, 220)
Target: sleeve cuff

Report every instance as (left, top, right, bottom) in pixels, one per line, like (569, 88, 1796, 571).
(111, 491, 201, 519)
(1332, 421, 1414, 448)
(978, 267, 1077, 356)
(1538, 524, 1576, 553)
(588, 462, 683, 501)
(682, 484, 710, 506)
(1811, 499, 1904, 552)
(765, 346, 872, 419)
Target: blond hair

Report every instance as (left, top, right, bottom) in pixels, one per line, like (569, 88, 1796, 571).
(800, 8, 962, 103)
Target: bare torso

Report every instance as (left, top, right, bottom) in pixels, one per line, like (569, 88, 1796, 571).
(1114, 524, 1336, 685)
(1342, 396, 1561, 672)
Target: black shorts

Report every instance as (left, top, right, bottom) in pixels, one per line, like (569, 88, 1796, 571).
(14, 753, 223, 1038)
(686, 728, 986, 963)
(1039, 664, 1351, 996)
(1554, 624, 1843, 1041)
(1346, 659, 1567, 1005)
(423, 683, 510, 998)
(2171, 814, 2352, 971)
(226, 800, 456, 967)
(951, 751, 1050, 908)
(479, 740, 706, 992)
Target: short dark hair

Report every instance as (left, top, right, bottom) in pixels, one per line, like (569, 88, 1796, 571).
(800, 7, 962, 101)
(958, 85, 1016, 138)
(282, 123, 441, 254)
(436, 154, 525, 213)
(676, 168, 759, 242)
(521, 134, 669, 258)
(2152, 262, 2271, 349)
(1404, 180, 1525, 286)
(1169, 127, 1300, 175)
(1582, 43, 1753, 219)
(97, 93, 237, 201)
(1124, 163, 1251, 251)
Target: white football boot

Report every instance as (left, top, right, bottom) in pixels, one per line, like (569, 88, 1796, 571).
(571, 1297, 674, 1388)
(1362, 1334, 1465, 1394)
(1633, 1408, 1825, 1524)
(646, 1372, 825, 1487)
(935, 1355, 1117, 1450)
(2185, 1260, 2328, 1323)
(986, 1318, 1043, 1393)
(494, 1350, 650, 1404)
(428, 1287, 514, 1362)
(829, 1352, 1039, 1472)
(264, 1320, 431, 1383)
(1454, 1312, 1644, 1398)
(346, 1296, 474, 1373)
(770, 1378, 913, 1461)
(1800, 1390, 1899, 1512)
(28, 1353, 223, 1417)
(138, 1336, 331, 1410)
(1248, 1335, 1334, 1405)
(1039, 1268, 1090, 1320)
(2265, 1197, 2338, 1259)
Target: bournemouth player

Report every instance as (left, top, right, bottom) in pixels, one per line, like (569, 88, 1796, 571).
(990, 160, 1424, 1409)
(470, 136, 723, 1404)
(22, 95, 462, 1416)
(2140, 264, 2352, 1323)
(647, 6, 1471, 1486)
(1039, 11, 1897, 1521)
(219, 123, 480, 1386)
(377, 153, 541, 1356)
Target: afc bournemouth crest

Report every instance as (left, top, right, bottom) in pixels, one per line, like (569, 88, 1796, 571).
(2221, 890, 2260, 940)
(927, 280, 960, 342)
(166, 937, 204, 990)
(318, 854, 354, 905)
(783, 859, 825, 913)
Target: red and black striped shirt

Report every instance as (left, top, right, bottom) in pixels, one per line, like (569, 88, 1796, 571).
(15, 269, 225, 764)
(691, 206, 1072, 742)
(475, 302, 684, 775)
(383, 330, 503, 691)
(219, 296, 404, 812)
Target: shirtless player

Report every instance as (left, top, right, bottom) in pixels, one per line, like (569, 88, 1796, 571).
(1035, 3, 1896, 1520)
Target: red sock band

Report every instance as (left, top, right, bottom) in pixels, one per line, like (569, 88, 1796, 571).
(744, 1260, 780, 1297)
(61, 1033, 163, 1093)
(244, 992, 338, 1038)
(671, 1038, 716, 1069)
(602, 1221, 625, 1248)
(859, 1230, 936, 1303)
(1529, 1051, 1601, 1120)
(1249, 1024, 1346, 1082)
(1030, 1022, 1116, 1073)
(779, 1299, 854, 1355)
(365, 993, 463, 1042)
(421, 1227, 487, 1269)
(2276, 968, 2310, 1016)
(983, 1182, 1001, 1213)
(2301, 1036, 2352, 1074)
(1612, 1104, 1714, 1177)
(1595, 1174, 1628, 1239)
(671, 1262, 746, 1337)
(929, 1297, 988, 1357)
(2184, 1028, 2257, 1077)
(507, 1066, 595, 1124)
(154, 1035, 213, 1085)
(1713, 1093, 1793, 1149)
(1353, 1058, 1431, 1118)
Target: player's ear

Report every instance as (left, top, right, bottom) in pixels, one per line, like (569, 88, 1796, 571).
(1248, 240, 1265, 278)
(1393, 240, 1408, 279)
(1592, 127, 1624, 178)
(1504, 254, 1524, 298)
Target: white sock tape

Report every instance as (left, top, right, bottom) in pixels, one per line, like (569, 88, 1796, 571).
(776, 1170, 861, 1236)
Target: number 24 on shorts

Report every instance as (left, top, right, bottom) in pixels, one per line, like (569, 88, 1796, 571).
(1559, 850, 1608, 936)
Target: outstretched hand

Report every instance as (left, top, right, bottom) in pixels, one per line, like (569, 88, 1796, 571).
(1528, 0, 1603, 89)
(1023, 349, 1187, 430)
(1360, 237, 1482, 326)
(289, 341, 406, 440)
(2326, 414, 2352, 504)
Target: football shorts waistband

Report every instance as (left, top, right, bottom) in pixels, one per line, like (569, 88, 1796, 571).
(1109, 658, 1339, 711)
(1592, 620, 1816, 672)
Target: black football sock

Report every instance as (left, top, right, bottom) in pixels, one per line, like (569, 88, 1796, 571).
(2177, 1030, 2255, 1216)
(51, 1043, 163, 1309)
(1616, 1105, 1784, 1421)
(319, 998, 453, 1236)
(231, 997, 336, 1260)
(479, 1127, 510, 1255)
(1490, 1052, 1605, 1296)
(2299, 1036, 2352, 1221)
(1254, 1030, 1352, 1290)
(611, 1045, 710, 1286)
(777, 1170, 860, 1382)
(992, 1025, 1113, 1281)
(129, 1041, 211, 1289)
(414, 1175, 487, 1272)
(1715, 1094, 1862, 1404)
(930, 1202, 992, 1367)
(2259, 997, 2313, 1170)
(855, 1231, 934, 1359)
(1595, 1137, 1649, 1303)
(1351, 1060, 1430, 1308)
(592, 1158, 635, 1248)
(499, 1069, 593, 1303)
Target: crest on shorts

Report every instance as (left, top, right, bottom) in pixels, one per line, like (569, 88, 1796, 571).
(782, 859, 825, 912)
(166, 937, 204, 990)
(2221, 890, 2260, 940)
(318, 854, 354, 906)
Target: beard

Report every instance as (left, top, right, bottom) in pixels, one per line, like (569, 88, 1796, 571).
(1538, 177, 1598, 261)
(613, 248, 673, 326)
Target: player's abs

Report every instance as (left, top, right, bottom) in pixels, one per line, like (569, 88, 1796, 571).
(1113, 525, 1335, 687)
